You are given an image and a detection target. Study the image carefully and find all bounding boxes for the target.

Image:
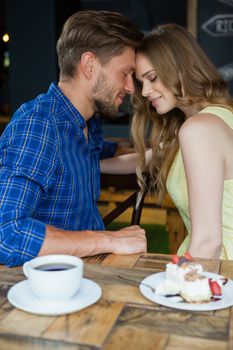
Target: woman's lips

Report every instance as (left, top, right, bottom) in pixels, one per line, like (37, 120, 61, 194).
(151, 96, 162, 108)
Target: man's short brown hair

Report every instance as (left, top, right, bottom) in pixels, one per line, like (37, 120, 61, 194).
(57, 10, 143, 78)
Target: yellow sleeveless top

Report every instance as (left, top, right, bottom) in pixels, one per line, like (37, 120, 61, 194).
(166, 106, 233, 259)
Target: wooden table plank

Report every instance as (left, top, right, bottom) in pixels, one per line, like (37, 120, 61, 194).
(84, 264, 153, 305)
(167, 334, 227, 350)
(134, 253, 170, 272)
(0, 308, 56, 336)
(197, 258, 221, 274)
(102, 303, 228, 349)
(43, 301, 124, 347)
(220, 260, 233, 279)
(0, 301, 15, 322)
(103, 326, 168, 350)
(118, 305, 228, 340)
(228, 307, 233, 350)
(84, 253, 142, 269)
(134, 254, 222, 274)
(0, 333, 94, 350)
(0, 267, 24, 284)
(100, 254, 141, 269)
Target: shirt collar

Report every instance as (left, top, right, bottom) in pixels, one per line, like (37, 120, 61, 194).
(48, 82, 87, 129)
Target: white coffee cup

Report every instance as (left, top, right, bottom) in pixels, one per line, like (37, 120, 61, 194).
(23, 255, 84, 302)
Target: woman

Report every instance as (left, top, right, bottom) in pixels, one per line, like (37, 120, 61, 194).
(131, 23, 233, 259)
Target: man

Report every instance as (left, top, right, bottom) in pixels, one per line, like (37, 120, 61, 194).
(0, 10, 146, 267)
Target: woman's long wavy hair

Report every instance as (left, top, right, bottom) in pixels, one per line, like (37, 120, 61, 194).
(131, 23, 233, 203)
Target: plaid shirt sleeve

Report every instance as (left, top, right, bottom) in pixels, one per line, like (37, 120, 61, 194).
(99, 140, 117, 159)
(0, 111, 58, 267)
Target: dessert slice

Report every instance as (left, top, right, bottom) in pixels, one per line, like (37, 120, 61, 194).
(180, 271, 212, 303)
(155, 253, 226, 303)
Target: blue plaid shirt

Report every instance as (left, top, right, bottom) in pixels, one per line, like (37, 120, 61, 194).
(0, 82, 116, 267)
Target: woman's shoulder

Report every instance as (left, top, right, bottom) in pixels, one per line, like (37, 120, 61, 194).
(199, 105, 233, 129)
(180, 104, 233, 131)
(178, 110, 228, 146)
(179, 112, 219, 134)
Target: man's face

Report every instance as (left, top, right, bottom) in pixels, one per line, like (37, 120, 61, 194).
(91, 47, 135, 118)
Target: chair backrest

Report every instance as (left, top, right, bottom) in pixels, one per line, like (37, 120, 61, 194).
(100, 173, 149, 226)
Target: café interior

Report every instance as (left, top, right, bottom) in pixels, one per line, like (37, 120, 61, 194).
(0, 1, 233, 349)
(1, 0, 232, 253)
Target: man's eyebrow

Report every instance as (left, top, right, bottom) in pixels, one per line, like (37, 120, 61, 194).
(124, 66, 135, 72)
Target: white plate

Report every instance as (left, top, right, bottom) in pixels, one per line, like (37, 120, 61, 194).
(140, 272, 233, 311)
(7, 278, 102, 316)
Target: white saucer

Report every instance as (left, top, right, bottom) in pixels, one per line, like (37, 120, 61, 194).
(7, 278, 102, 316)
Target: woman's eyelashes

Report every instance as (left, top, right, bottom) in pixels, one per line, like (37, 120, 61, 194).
(148, 75, 157, 82)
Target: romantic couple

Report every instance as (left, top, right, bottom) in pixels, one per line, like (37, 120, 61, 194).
(0, 10, 233, 267)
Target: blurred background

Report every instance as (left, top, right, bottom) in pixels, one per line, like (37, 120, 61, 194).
(0, 0, 233, 253)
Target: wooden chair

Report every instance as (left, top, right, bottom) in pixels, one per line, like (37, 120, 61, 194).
(100, 173, 187, 254)
(100, 173, 149, 226)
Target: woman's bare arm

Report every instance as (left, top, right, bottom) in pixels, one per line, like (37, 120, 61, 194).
(178, 114, 225, 258)
(100, 149, 152, 174)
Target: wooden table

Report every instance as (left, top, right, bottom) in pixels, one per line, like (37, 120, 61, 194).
(0, 253, 233, 349)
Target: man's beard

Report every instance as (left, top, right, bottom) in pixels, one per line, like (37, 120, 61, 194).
(92, 72, 119, 119)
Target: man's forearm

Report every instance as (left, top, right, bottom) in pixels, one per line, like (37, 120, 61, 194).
(38, 224, 147, 257)
(38, 225, 113, 257)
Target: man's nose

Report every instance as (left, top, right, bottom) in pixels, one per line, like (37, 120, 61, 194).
(125, 75, 135, 95)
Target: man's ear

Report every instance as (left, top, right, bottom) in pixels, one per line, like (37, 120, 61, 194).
(80, 52, 96, 79)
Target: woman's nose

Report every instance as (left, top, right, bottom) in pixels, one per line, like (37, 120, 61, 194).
(141, 83, 152, 97)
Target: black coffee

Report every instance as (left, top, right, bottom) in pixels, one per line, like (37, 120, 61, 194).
(35, 263, 76, 271)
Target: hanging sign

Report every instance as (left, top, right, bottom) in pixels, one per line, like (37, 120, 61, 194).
(202, 14, 233, 36)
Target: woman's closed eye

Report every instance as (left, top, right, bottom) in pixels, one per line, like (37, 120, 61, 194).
(148, 75, 158, 82)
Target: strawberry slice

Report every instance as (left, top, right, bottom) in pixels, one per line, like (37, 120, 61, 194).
(171, 255, 179, 264)
(209, 280, 222, 296)
(184, 252, 193, 261)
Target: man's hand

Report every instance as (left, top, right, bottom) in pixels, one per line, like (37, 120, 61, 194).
(105, 225, 147, 254)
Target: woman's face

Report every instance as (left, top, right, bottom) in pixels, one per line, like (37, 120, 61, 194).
(135, 52, 177, 114)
